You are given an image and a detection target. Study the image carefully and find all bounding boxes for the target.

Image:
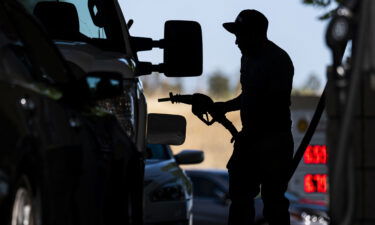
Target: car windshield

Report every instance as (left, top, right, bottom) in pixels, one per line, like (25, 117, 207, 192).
(18, 0, 127, 52)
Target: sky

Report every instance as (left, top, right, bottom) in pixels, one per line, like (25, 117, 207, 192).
(119, 0, 334, 92)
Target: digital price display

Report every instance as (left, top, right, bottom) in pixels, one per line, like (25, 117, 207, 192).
(304, 174, 327, 193)
(304, 145, 327, 164)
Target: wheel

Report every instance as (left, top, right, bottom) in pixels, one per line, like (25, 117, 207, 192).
(11, 177, 41, 225)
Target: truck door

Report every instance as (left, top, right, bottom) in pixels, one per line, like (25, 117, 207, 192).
(2, 2, 84, 224)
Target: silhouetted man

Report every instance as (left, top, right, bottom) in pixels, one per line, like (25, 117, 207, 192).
(215, 10, 294, 225)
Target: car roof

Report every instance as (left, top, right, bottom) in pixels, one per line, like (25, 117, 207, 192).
(185, 169, 228, 176)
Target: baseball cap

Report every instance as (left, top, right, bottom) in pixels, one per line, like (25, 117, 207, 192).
(223, 9, 268, 36)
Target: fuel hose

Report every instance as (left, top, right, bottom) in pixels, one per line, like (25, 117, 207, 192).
(288, 88, 326, 181)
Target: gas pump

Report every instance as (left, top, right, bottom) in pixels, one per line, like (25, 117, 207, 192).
(326, 0, 375, 224)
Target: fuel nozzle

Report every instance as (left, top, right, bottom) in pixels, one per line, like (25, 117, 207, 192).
(158, 92, 175, 103)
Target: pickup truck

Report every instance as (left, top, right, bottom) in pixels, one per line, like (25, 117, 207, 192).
(17, 0, 203, 224)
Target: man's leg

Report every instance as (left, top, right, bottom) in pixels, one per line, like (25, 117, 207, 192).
(228, 168, 260, 225)
(260, 132, 293, 225)
(261, 179, 290, 225)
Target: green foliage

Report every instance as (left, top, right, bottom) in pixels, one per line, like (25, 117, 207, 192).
(302, 0, 344, 7)
(208, 71, 230, 98)
(303, 0, 331, 7)
(318, 10, 335, 20)
(302, 73, 322, 91)
(302, 0, 344, 20)
(292, 73, 322, 96)
(141, 73, 183, 97)
(160, 80, 183, 94)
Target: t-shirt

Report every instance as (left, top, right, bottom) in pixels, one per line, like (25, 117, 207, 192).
(240, 40, 294, 133)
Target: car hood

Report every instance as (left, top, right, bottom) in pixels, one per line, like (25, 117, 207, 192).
(144, 159, 190, 188)
(56, 41, 136, 78)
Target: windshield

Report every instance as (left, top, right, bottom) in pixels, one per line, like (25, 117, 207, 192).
(18, 0, 127, 52)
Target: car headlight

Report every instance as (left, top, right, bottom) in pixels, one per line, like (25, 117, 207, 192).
(151, 183, 185, 202)
(301, 212, 329, 225)
(116, 91, 135, 138)
(98, 80, 137, 140)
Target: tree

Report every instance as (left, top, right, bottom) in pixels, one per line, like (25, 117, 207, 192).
(302, 73, 322, 92)
(160, 80, 183, 94)
(140, 72, 162, 96)
(208, 71, 230, 99)
(292, 73, 322, 96)
(302, 0, 343, 7)
(302, 0, 344, 20)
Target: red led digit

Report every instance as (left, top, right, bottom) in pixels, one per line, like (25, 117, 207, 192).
(304, 174, 316, 193)
(315, 145, 321, 164)
(304, 145, 314, 164)
(314, 145, 320, 163)
(320, 145, 327, 164)
(304, 145, 328, 164)
(316, 174, 327, 193)
(304, 174, 328, 193)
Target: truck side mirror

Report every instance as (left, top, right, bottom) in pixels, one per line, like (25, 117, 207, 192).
(174, 150, 204, 165)
(163, 20, 203, 77)
(147, 113, 186, 145)
(134, 20, 203, 77)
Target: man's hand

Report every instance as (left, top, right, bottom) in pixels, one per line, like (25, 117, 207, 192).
(212, 102, 228, 116)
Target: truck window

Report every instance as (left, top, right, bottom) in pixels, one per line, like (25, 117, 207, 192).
(18, 0, 127, 53)
(65, 0, 105, 39)
(3, 1, 71, 84)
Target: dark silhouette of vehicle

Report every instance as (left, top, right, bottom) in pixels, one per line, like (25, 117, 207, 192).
(16, 0, 202, 224)
(0, 1, 138, 225)
(186, 169, 329, 225)
(144, 144, 204, 225)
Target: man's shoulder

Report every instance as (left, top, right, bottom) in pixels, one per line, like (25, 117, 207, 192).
(267, 41, 289, 57)
(267, 41, 293, 66)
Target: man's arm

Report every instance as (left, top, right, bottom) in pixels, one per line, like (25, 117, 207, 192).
(214, 93, 242, 113)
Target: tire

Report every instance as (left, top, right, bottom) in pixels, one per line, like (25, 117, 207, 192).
(11, 176, 41, 225)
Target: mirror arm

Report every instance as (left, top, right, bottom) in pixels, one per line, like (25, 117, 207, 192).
(131, 37, 165, 52)
(153, 39, 165, 49)
(136, 61, 165, 76)
(174, 156, 181, 165)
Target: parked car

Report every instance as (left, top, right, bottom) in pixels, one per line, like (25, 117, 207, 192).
(144, 144, 204, 225)
(0, 1, 140, 225)
(186, 169, 329, 225)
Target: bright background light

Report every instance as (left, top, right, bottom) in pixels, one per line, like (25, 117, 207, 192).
(120, 0, 334, 92)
